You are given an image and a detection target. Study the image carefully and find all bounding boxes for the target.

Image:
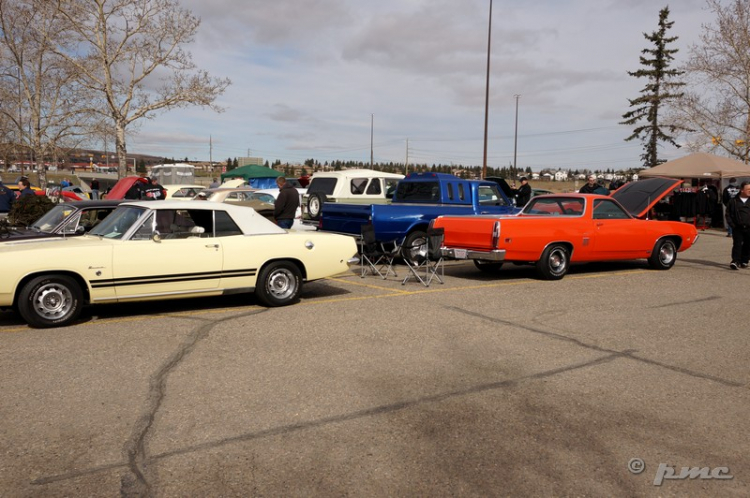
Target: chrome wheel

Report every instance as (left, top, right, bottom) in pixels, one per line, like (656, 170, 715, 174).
(32, 282, 73, 320)
(18, 275, 83, 328)
(266, 267, 296, 300)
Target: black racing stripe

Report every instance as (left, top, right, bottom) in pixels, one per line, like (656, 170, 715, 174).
(89, 269, 258, 289)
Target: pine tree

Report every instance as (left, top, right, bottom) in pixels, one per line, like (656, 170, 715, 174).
(621, 6, 688, 167)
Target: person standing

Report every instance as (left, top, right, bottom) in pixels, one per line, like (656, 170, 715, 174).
(722, 178, 740, 237)
(90, 178, 100, 200)
(579, 174, 599, 194)
(273, 176, 299, 229)
(0, 175, 15, 218)
(209, 177, 220, 188)
(514, 177, 532, 206)
(143, 177, 166, 200)
(17, 178, 34, 197)
(724, 181, 750, 270)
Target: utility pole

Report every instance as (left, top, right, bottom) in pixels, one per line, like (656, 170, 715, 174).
(513, 94, 520, 177)
(405, 138, 409, 175)
(209, 135, 213, 173)
(370, 114, 374, 169)
(481, 0, 493, 179)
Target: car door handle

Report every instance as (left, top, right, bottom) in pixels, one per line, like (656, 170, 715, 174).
(205, 244, 219, 249)
(596, 222, 604, 227)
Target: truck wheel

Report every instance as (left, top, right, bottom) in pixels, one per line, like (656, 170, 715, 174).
(535, 244, 569, 280)
(18, 275, 83, 328)
(401, 230, 428, 265)
(255, 261, 302, 307)
(648, 238, 677, 270)
(473, 260, 504, 273)
(307, 193, 327, 220)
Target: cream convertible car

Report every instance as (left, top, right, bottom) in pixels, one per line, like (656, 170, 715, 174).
(0, 201, 358, 328)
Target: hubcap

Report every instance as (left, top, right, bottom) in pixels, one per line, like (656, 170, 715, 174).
(267, 268, 296, 299)
(310, 199, 320, 216)
(660, 244, 675, 265)
(550, 249, 567, 274)
(32, 283, 72, 319)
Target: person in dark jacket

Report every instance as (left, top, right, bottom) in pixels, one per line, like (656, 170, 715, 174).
(274, 176, 299, 229)
(0, 175, 15, 217)
(578, 175, 599, 194)
(724, 181, 750, 270)
(142, 177, 166, 200)
(514, 177, 532, 206)
(722, 178, 740, 237)
(17, 178, 34, 197)
(124, 177, 147, 199)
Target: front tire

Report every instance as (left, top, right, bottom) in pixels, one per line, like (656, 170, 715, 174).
(18, 275, 83, 328)
(255, 261, 302, 307)
(536, 244, 570, 280)
(648, 238, 677, 270)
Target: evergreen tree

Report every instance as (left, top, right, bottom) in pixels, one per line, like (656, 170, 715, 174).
(621, 6, 688, 167)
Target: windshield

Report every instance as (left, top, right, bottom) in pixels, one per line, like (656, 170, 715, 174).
(89, 206, 147, 239)
(31, 205, 75, 233)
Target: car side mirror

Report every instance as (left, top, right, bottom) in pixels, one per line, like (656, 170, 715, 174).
(152, 231, 162, 243)
(75, 225, 86, 235)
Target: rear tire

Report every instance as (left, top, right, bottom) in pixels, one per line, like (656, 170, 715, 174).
(18, 275, 83, 328)
(648, 238, 677, 270)
(307, 193, 327, 221)
(255, 261, 302, 307)
(473, 260, 504, 273)
(536, 244, 569, 280)
(401, 230, 427, 265)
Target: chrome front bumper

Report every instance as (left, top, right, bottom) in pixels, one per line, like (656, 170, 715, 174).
(440, 248, 506, 261)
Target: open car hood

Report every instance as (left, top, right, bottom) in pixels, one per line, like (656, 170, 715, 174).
(612, 177, 682, 219)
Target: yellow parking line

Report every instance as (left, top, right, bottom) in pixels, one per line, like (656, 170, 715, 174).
(1, 268, 650, 332)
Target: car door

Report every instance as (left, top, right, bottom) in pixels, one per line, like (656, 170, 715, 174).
(111, 209, 223, 299)
(590, 199, 651, 259)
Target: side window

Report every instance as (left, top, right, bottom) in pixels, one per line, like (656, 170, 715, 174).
(365, 179, 382, 195)
(61, 213, 82, 234)
(447, 183, 454, 201)
(593, 199, 630, 219)
(132, 212, 156, 240)
(458, 183, 465, 201)
(351, 178, 368, 195)
(385, 179, 399, 199)
(478, 185, 507, 206)
(214, 211, 242, 237)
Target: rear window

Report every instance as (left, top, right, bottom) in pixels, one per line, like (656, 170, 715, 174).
(395, 181, 440, 202)
(307, 178, 337, 195)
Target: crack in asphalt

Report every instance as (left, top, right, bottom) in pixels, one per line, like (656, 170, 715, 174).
(447, 305, 743, 388)
(118, 309, 268, 498)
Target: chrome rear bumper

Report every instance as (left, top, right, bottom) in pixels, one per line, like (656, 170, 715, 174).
(440, 248, 506, 261)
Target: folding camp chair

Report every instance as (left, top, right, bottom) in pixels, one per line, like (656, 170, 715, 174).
(401, 227, 445, 286)
(359, 224, 398, 279)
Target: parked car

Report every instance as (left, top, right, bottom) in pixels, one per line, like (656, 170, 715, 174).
(0, 200, 124, 242)
(301, 169, 404, 224)
(193, 187, 276, 221)
(0, 200, 359, 328)
(433, 177, 699, 280)
(319, 172, 520, 261)
(164, 184, 204, 199)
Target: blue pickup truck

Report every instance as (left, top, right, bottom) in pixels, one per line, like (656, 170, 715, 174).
(319, 172, 520, 257)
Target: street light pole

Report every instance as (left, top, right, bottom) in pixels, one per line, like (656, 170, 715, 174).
(513, 94, 520, 176)
(370, 114, 374, 169)
(481, 0, 493, 179)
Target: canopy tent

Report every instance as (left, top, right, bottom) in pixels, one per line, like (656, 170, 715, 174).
(220, 165, 282, 189)
(639, 152, 750, 179)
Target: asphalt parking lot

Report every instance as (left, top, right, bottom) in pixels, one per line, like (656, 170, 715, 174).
(1, 229, 748, 497)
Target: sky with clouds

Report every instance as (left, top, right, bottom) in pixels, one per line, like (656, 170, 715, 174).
(128, 0, 710, 172)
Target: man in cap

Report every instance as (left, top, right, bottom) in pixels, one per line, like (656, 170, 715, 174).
(514, 177, 532, 206)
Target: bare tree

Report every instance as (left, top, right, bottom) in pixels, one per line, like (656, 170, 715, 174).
(0, 0, 97, 187)
(55, 0, 231, 177)
(674, 0, 750, 163)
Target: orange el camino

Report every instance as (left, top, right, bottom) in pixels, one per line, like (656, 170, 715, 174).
(432, 177, 699, 280)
